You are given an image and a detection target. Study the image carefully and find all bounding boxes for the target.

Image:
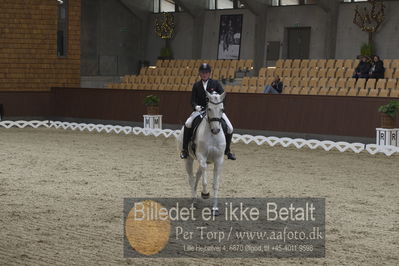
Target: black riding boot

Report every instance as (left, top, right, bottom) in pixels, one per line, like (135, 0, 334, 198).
(180, 126, 192, 159)
(225, 133, 236, 160)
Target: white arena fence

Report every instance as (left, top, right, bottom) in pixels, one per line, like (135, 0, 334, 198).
(0, 120, 398, 157)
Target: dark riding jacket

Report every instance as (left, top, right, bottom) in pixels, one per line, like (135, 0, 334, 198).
(370, 60, 385, 75)
(191, 79, 224, 111)
(355, 61, 371, 75)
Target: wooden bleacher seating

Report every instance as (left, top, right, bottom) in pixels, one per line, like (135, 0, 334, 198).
(107, 58, 399, 97)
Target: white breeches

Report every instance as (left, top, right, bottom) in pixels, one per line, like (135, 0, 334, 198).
(222, 113, 233, 134)
(185, 112, 233, 134)
(184, 111, 201, 128)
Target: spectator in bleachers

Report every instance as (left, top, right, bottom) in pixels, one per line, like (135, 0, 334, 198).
(352, 56, 371, 79)
(368, 55, 385, 79)
(264, 75, 283, 94)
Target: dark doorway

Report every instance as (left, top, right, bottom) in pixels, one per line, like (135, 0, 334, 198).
(286, 27, 311, 59)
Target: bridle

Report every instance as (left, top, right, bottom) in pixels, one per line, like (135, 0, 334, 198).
(206, 99, 224, 125)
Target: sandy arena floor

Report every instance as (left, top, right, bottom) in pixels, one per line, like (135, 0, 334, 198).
(0, 128, 398, 265)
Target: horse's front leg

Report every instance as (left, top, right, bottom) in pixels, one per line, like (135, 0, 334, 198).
(195, 155, 207, 202)
(185, 158, 196, 199)
(201, 160, 209, 200)
(212, 157, 224, 216)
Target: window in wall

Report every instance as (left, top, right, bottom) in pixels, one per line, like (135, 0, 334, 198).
(154, 0, 160, 12)
(153, 0, 181, 13)
(57, 0, 68, 57)
(217, 0, 234, 9)
(209, 0, 216, 9)
(161, 0, 175, 12)
(281, 0, 300, 5)
(209, 0, 244, 10)
(271, 0, 317, 6)
(271, 0, 279, 6)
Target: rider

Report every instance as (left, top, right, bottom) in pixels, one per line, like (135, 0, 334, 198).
(180, 63, 236, 160)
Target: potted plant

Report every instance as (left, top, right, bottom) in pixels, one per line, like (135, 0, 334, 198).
(378, 100, 399, 128)
(158, 46, 173, 60)
(360, 43, 374, 58)
(144, 95, 160, 115)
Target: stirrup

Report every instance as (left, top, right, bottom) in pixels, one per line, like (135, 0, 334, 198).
(226, 152, 236, 160)
(180, 150, 189, 159)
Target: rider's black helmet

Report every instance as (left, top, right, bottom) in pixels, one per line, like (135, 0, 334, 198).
(199, 63, 212, 73)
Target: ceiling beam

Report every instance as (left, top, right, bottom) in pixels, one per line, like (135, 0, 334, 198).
(240, 0, 267, 17)
(175, 0, 208, 18)
(317, 0, 341, 13)
(118, 0, 151, 21)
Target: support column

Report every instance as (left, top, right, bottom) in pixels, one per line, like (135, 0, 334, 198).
(318, 0, 340, 59)
(253, 11, 267, 73)
(240, 0, 268, 74)
(119, 0, 150, 67)
(192, 13, 205, 59)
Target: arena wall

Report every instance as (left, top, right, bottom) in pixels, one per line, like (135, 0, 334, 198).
(1, 88, 397, 138)
(0, 0, 81, 91)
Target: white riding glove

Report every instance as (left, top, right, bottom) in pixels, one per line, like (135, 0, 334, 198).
(195, 105, 202, 112)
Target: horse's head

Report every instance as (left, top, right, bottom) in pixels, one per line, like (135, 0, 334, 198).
(205, 91, 226, 135)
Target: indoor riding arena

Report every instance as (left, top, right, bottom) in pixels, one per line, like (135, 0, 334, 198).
(0, 0, 398, 266)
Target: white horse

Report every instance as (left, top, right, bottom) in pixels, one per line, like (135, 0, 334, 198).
(177, 91, 226, 216)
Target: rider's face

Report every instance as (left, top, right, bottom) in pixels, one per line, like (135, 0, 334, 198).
(199, 71, 211, 81)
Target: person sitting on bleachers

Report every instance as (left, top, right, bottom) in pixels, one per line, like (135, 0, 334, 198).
(352, 56, 371, 79)
(368, 55, 385, 79)
(264, 75, 283, 94)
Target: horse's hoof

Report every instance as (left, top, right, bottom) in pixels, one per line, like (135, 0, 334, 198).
(201, 192, 210, 199)
(212, 209, 220, 216)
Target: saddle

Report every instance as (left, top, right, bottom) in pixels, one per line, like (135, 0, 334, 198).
(189, 113, 204, 155)
(189, 112, 228, 156)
